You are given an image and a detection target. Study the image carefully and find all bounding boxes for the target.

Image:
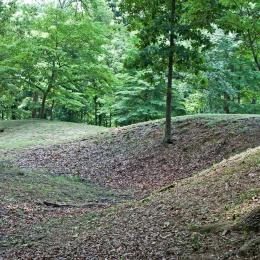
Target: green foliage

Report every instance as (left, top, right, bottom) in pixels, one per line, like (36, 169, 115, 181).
(0, 0, 259, 126)
(184, 28, 260, 114)
(113, 70, 165, 125)
(218, 0, 260, 70)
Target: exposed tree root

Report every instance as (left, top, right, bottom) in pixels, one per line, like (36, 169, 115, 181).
(189, 207, 260, 234)
(188, 222, 230, 234)
(38, 201, 110, 208)
(158, 182, 177, 193)
(235, 206, 260, 231)
(238, 236, 260, 257)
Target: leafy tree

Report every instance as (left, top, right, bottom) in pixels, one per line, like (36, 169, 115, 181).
(219, 0, 260, 71)
(113, 70, 165, 126)
(0, 0, 114, 120)
(184, 29, 260, 114)
(0, 0, 259, 125)
(120, 0, 217, 143)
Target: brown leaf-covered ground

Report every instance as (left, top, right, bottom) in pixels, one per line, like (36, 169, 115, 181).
(15, 115, 260, 197)
(1, 115, 260, 259)
(3, 145, 260, 259)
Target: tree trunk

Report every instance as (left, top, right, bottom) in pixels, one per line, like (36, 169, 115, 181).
(40, 61, 56, 119)
(50, 100, 55, 120)
(40, 93, 48, 119)
(32, 92, 38, 118)
(93, 96, 98, 125)
(246, 32, 260, 71)
(109, 109, 112, 127)
(98, 113, 102, 126)
(164, 0, 176, 144)
(11, 103, 16, 120)
(237, 93, 241, 105)
(223, 93, 230, 114)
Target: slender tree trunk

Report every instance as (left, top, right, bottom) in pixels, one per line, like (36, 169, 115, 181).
(40, 60, 56, 119)
(32, 92, 38, 118)
(237, 93, 241, 105)
(109, 109, 112, 127)
(40, 93, 48, 119)
(50, 100, 55, 120)
(11, 102, 17, 120)
(98, 114, 102, 126)
(164, 0, 176, 144)
(11, 112, 16, 120)
(93, 96, 98, 125)
(246, 31, 260, 71)
(223, 93, 230, 114)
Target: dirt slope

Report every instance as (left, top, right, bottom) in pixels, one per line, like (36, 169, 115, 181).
(16, 115, 260, 197)
(4, 145, 260, 259)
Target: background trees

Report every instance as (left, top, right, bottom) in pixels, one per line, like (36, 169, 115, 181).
(0, 0, 259, 129)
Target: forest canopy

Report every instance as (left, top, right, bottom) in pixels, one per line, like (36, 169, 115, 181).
(0, 0, 259, 128)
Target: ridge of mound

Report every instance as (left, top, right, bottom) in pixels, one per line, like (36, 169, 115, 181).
(16, 115, 260, 196)
(5, 145, 260, 259)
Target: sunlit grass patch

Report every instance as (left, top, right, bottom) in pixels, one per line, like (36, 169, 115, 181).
(0, 119, 106, 150)
(0, 167, 126, 206)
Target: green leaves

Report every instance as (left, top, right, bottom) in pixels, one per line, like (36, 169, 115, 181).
(218, 0, 260, 70)
(0, 0, 116, 121)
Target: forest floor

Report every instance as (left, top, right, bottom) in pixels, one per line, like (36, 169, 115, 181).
(1, 114, 260, 259)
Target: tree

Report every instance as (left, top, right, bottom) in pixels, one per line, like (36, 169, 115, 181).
(113, 70, 165, 126)
(120, 0, 217, 143)
(0, 0, 115, 120)
(219, 0, 260, 71)
(183, 28, 260, 114)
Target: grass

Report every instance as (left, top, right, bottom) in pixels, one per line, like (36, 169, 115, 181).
(0, 166, 130, 251)
(0, 119, 106, 150)
(2, 210, 101, 250)
(0, 167, 125, 206)
(1, 115, 259, 151)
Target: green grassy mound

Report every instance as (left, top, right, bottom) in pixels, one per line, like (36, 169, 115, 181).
(0, 120, 105, 150)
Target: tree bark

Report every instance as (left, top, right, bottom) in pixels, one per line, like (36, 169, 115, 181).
(246, 31, 260, 71)
(237, 93, 241, 105)
(50, 100, 55, 120)
(93, 95, 98, 125)
(40, 93, 48, 119)
(109, 109, 112, 127)
(164, 0, 176, 144)
(32, 92, 38, 118)
(11, 102, 17, 120)
(223, 93, 230, 114)
(251, 98, 256, 104)
(40, 61, 56, 119)
(98, 113, 102, 126)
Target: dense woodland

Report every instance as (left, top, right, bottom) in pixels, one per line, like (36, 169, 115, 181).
(0, 0, 259, 130)
(1, 1, 260, 258)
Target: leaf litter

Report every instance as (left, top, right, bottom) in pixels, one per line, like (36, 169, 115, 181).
(1, 116, 260, 259)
